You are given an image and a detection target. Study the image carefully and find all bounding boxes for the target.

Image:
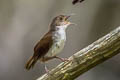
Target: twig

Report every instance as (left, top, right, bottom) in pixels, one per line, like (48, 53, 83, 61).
(72, 0, 85, 5)
(37, 26, 120, 80)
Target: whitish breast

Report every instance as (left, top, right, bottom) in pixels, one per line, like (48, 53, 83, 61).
(45, 28, 66, 57)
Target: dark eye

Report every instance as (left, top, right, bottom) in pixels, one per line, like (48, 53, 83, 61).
(60, 17, 63, 20)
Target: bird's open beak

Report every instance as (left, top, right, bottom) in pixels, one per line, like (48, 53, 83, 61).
(65, 15, 77, 26)
(65, 13, 75, 20)
(65, 15, 70, 20)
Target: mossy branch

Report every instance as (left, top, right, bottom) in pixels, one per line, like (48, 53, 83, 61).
(37, 26, 120, 80)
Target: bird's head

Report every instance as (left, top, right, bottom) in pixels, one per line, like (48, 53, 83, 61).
(50, 15, 72, 30)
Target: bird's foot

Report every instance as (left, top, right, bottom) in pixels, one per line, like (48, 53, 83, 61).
(55, 56, 69, 62)
(60, 58, 69, 62)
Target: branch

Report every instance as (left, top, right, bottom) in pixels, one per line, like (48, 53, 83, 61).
(37, 26, 120, 80)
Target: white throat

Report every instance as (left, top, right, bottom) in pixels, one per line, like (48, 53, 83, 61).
(56, 24, 68, 30)
(53, 25, 67, 40)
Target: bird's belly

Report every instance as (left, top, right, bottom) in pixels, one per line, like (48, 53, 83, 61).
(44, 39, 65, 57)
(43, 29, 66, 58)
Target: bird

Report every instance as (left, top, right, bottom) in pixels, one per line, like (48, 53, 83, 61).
(25, 14, 74, 72)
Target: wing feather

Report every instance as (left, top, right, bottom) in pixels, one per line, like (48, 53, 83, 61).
(33, 31, 53, 59)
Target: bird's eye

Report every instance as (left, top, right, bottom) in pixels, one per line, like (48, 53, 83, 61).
(60, 17, 63, 20)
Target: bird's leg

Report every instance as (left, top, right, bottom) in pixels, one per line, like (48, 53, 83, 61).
(54, 56, 69, 62)
(44, 63, 49, 74)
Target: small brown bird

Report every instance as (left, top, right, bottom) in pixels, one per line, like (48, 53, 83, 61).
(25, 15, 73, 72)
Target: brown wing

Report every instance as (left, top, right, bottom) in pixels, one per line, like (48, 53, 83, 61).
(33, 31, 53, 59)
(25, 31, 53, 70)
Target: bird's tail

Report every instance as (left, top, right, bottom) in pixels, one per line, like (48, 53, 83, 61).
(25, 56, 38, 70)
